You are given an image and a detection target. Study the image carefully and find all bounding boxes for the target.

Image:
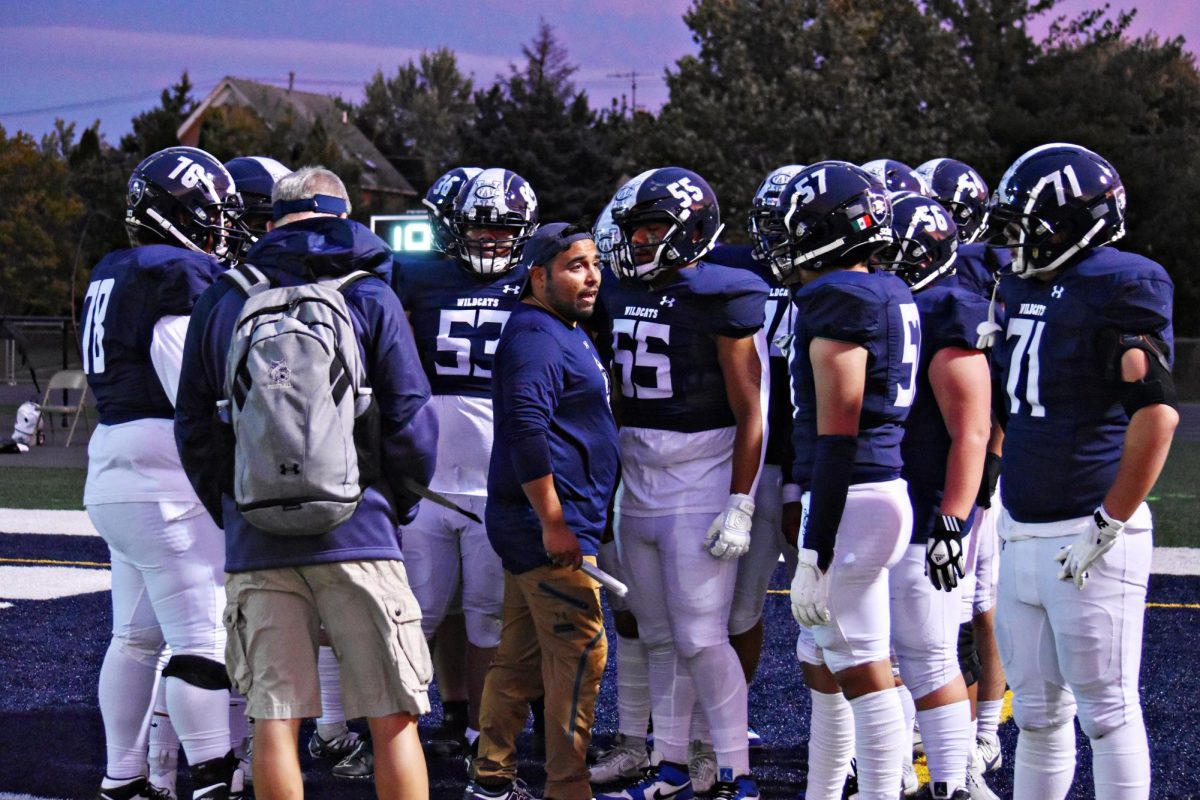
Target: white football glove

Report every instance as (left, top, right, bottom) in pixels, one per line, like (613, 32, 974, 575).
(703, 492, 755, 560)
(1055, 506, 1124, 590)
(791, 547, 831, 627)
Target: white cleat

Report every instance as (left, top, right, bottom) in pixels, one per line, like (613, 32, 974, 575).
(688, 739, 718, 794)
(589, 734, 650, 785)
(974, 731, 1002, 774)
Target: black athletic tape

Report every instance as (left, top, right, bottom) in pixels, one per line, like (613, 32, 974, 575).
(162, 655, 233, 691)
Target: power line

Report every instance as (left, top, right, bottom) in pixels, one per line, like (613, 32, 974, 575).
(0, 81, 219, 118)
(606, 71, 642, 115)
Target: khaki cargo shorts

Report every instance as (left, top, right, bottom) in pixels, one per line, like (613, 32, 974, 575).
(223, 559, 432, 721)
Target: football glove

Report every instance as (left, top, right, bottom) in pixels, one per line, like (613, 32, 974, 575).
(1055, 506, 1124, 590)
(926, 514, 967, 592)
(703, 492, 755, 560)
(791, 547, 831, 627)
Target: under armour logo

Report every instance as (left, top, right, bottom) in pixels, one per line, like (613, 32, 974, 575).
(660, 296, 675, 307)
(280, 463, 300, 475)
(1051, 285, 1065, 299)
(502, 284, 521, 294)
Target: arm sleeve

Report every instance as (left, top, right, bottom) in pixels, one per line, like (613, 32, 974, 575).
(355, 281, 438, 522)
(496, 328, 565, 484)
(150, 315, 189, 407)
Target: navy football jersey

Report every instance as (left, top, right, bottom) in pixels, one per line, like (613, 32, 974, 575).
(902, 279, 990, 542)
(707, 244, 797, 471)
(953, 242, 1007, 301)
(391, 253, 529, 398)
(996, 247, 1173, 522)
(81, 245, 223, 425)
(591, 260, 768, 433)
(791, 270, 921, 488)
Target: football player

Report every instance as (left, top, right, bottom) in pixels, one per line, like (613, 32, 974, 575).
(989, 144, 1176, 800)
(916, 156, 1008, 787)
(390, 167, 537, 757)
(861, 159, 932, 195)
(767, 162, 916, 800)
(875, 192, 993, 800)
(591, 167, 769, 800)
(85, 146, 242, 800)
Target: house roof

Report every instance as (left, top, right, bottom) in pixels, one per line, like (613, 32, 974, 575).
(177, 76, 416, 197)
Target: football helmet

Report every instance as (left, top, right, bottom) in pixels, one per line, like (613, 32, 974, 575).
(861, 159, 931, 195)
(747, 164, 806, 262)
(915, 158, 990, 244)
(765, 161, 894, 285)
(990, 143, 1126, 278)
(424, 166, 482, 256)
(449, 168, 539, 275)
(874, 191, 959, 292)
(224, 156, 292, 259)
(609, 166, 724, 282)
(125, 146, 243, 260)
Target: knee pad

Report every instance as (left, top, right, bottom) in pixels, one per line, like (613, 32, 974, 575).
(727, 596, 763, 639)
(1011, 690, 1077, 733)
(162, 654, 232, 691)
(465, 609, 502, 650)
(895, 649, 960, 701)
(795, 628, 824, 667)
(113, 630, 166, 668)
(957, 621, 981, 687)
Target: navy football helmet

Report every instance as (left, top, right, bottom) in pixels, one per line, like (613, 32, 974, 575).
(747, 164, 806, 263)
(861, 159, 931, 195)
(609, 166, 724, 282)
(126, 146, 243, 260)
(449, 168, 539, 275)
(224, 156, 292, 258)
(765, 161, 894, 285)
(990, 143, 1126, 278)
(424, 166, 482, 256)
(915, 158, 990, 244)
(873, 192, 959, 292)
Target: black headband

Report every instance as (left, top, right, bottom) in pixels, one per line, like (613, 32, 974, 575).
(272, 194, 349, 221)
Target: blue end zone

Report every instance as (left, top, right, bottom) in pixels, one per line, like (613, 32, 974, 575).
(1, 534, 1197, 798)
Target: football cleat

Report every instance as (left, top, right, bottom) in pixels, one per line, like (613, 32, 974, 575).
(308, 728, 363, 761)
(589, 733, 650, 784)
(331, 737, 374, 780)
(97, 777, 173, 800)
(687, 739, 717, 793)
(594, 761, 694, 800)
(965, 758, 1000, 800)
(913, 783, 971, 800)
(902, 758, 919, 796)
(974, 731, 1002, 773)
(463, 778, 540, 799)
(189, 751, 245, 800)
(711, 775, 761, 800)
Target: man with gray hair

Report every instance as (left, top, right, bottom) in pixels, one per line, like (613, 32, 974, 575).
(176, 165, 438, 799)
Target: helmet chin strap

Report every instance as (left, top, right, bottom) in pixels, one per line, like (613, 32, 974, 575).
(1028, 216, 1108, 276)
(144, 207, 207, 255)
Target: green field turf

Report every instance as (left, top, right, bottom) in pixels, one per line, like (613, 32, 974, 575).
(2, 438, 1197, 545)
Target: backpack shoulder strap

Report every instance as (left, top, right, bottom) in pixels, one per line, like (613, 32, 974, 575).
(331, 270, 378, 295)
(221, 264, 271, 298)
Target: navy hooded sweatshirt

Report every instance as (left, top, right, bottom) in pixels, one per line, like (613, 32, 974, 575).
(175, 216, 437, 572)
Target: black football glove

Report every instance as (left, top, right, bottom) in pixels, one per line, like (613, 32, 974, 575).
(926, 514, 966, 592)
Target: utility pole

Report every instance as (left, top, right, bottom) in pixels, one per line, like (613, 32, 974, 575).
(607, 71, 641, 116)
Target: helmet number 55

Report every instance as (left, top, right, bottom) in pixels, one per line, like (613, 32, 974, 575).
(667, 177, 704, 207)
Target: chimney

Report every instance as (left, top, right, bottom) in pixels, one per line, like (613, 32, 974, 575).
(288, 71, 295, 93)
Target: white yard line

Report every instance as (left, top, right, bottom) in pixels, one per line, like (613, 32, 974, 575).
(0, 508, 96, 536)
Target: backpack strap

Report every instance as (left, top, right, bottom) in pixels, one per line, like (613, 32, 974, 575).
(330, 270, 377, 295)
(221, 264, 271, 297)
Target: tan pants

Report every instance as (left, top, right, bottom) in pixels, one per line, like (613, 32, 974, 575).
(473, 559, 608, 800)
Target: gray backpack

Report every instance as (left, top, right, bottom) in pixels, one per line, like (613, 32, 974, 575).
(221, 264, 380, 536)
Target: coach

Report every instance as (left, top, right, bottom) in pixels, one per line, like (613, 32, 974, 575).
(176, 166, 437, 800)
(467, 224, 619, 800)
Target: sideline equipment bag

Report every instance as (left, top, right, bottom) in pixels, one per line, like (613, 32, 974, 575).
(221, 264, 380, 535)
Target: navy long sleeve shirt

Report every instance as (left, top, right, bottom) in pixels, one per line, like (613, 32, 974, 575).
(486, 302, 620, 575)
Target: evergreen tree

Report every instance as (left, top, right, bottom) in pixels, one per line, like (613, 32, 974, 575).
(120, 71, 195, 159)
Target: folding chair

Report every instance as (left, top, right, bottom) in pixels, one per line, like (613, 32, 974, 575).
(40, 369, 91, 447)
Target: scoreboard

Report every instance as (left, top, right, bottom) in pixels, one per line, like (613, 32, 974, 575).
(370, 210, 434, 252)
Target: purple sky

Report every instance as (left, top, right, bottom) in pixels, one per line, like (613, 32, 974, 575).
(1, 1, 1195, 144)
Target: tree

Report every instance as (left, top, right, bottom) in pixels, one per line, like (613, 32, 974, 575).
(196, 105, 271, 163)
(644, 0, 990, 240)
(356, 48, 475, 191)
(458, 20, 618, 223)
(0, 125, 85, 316)
(120, 71, 195, 160)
